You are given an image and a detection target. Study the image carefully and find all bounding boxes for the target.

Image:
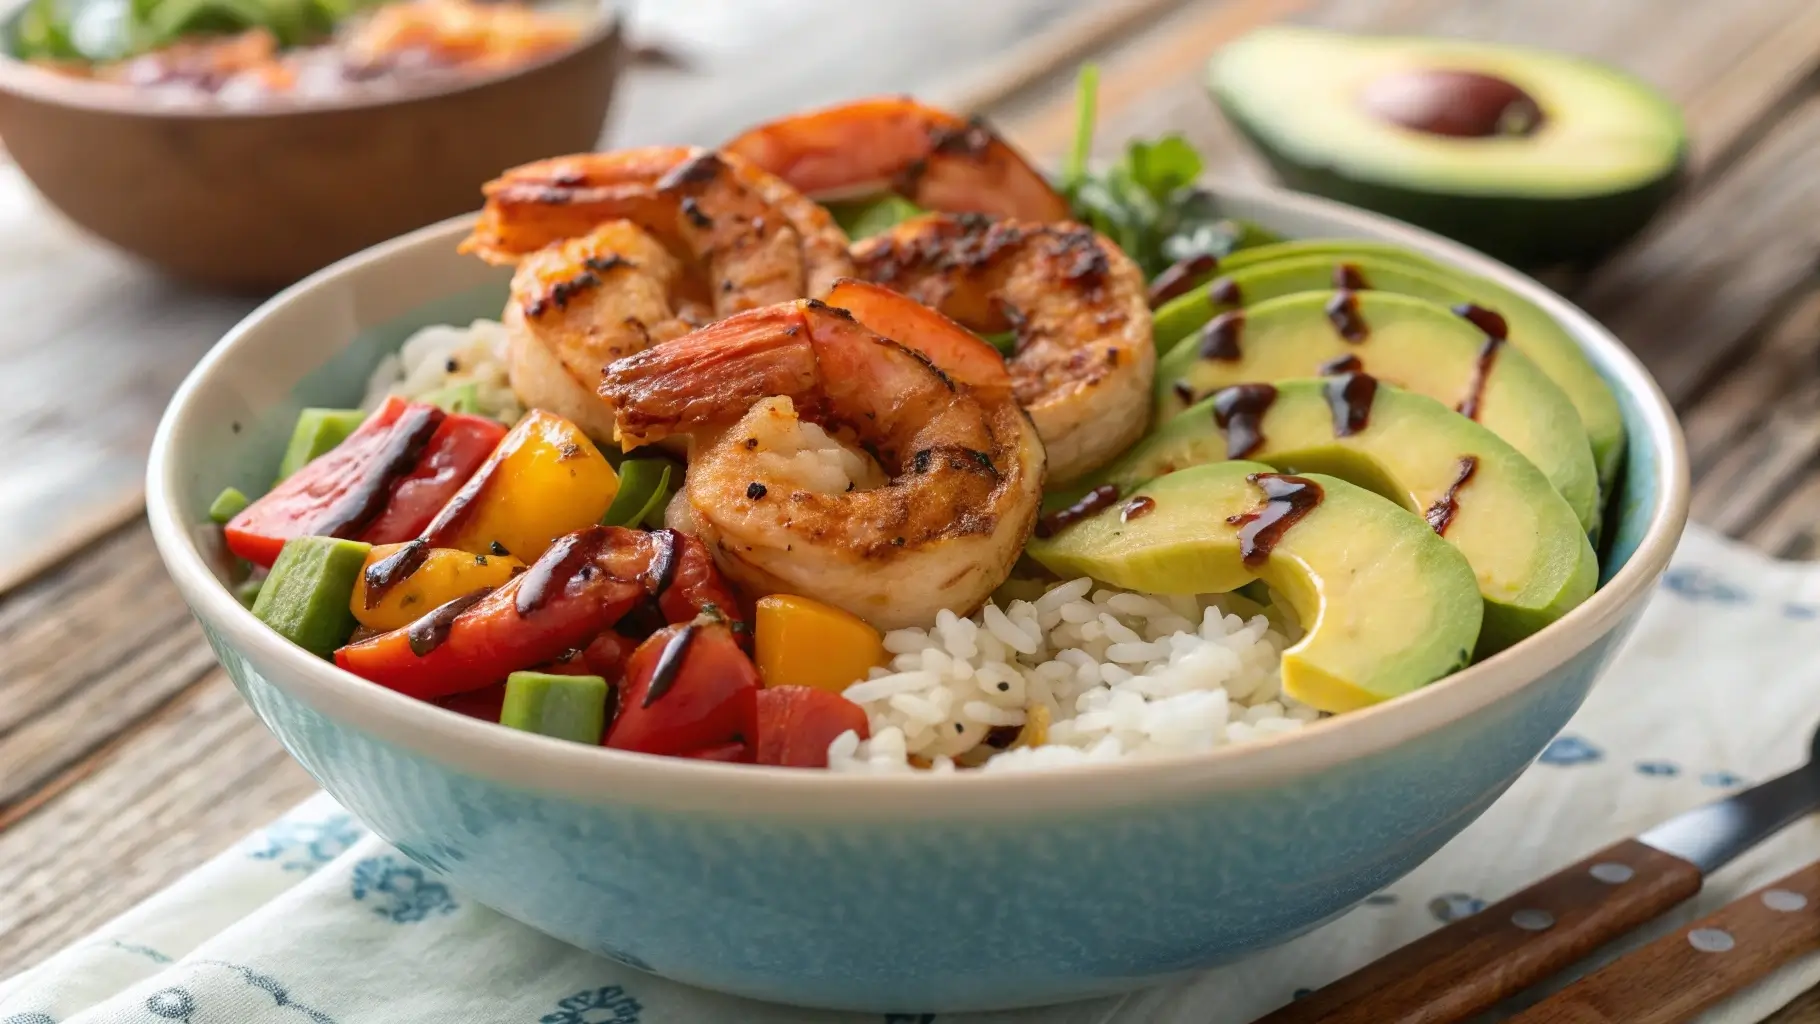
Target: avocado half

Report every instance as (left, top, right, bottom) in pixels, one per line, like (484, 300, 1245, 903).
(1209, 27, 1687, 267)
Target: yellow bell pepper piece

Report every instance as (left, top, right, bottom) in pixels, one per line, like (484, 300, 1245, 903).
(349, 543, 526, 632)
(423, 410, 618, 561)
(754, 594, 887, 693)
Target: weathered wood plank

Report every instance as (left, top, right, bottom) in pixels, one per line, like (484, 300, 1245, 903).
(0, 520, 218, 810)
(0, 669, 314, 972)
(1679, 289, 1820, 478)
(1576, 95, 1820, 404)
(1743, 471, 1820, 561)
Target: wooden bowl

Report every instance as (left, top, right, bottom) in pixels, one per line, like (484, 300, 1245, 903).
(0, 4, 624, 291)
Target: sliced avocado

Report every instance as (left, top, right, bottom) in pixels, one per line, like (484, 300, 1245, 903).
(1155, 289, 1600, 534)
(251, 535, 371, 659)
(275, 408, 369, 483)
(1077, 378, 1595, 653)
(1209, 27, 1686, 267)
(1151, 239, 1625, 490)
(1028, 462, 1481, 712)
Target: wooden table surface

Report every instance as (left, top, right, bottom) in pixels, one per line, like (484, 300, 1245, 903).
(5, 0, 1820, 1018)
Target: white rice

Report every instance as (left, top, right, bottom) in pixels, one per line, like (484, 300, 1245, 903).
(361, 319, 525, 424)
(828, 579, 1318, 774)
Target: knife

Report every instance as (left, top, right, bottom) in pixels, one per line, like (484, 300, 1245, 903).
(1511, 858, 1820, 1023)
(1257, 724, 1820, 1024)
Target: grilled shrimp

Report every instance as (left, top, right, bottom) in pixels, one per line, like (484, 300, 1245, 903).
(462, 147, 856, 442)
(600, 280, 1044, 630)
(724, 96, 1071, 223)
(852, 213, 1154, 482)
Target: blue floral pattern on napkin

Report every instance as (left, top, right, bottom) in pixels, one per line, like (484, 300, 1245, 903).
(542, 985, 643, 1023)
(248, 814, 365, 873)
(1537, 735, 1602, 766)
(350, 856, 457, 923)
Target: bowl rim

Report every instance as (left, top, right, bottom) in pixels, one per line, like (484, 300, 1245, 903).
(145, 182, 1690, 821)
(0, 0, 619, 119)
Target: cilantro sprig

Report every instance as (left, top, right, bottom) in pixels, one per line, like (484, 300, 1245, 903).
(1059, 64, 1277, 279)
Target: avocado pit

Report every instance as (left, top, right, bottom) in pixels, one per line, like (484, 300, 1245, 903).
(1361, 68, 1545, 138)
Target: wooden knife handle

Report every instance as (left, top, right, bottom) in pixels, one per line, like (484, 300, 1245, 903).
(1510, 860, 1820, 1024)
(1257, 838, 1703, 1024)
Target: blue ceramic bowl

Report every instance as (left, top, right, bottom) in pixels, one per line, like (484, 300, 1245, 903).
(146, 186, 1688, 1013)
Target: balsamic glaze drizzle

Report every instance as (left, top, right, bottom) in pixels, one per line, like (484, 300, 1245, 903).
(642, 623, 699, 707)
(1317, 353, 1363, 376)
(1148, 253, 1220, 307)
(1227, 474, 1324, 566)
(1120, 496, 1156, 521)
(645, 528, 681, 598)
(1199, 311, 1245, 361)
(1452, 303, 1510, 340)
(1324, 371, 1379, 438)
(1036, 485, 1120, 538)
(1452, 303, 1510, 422)
(405, 587, 493, 657)
(316, 405, 443, 540)
(514, 530, 600, 617)
(1426, 456, 1480, 535)
(1456, 335, 1505, 421)
(1212, 383, 1278, 459)
(363, 538, 430, 609)
(1325, 290, 1369, 342)
(1206, 275, 1241, 306)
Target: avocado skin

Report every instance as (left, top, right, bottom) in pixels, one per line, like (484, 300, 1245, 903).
(1223, 120, 1686, 268)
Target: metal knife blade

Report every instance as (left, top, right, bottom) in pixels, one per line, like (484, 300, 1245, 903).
(1639, 727, 1820, 874)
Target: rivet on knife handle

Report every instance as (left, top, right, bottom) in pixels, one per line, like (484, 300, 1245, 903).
(1510, 859, 1820, 1024)
(1257, 839, 1703, 1024)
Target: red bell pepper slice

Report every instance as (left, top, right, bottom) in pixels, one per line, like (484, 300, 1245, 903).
(746, 686, 870, 768)
(536, 631, 634, 680)
(682, 741, 753, 763)
(605, 619, 760, 758)
(225, 397, 444, 567)
(436, 682, 507, 722)
(360, 413, 507, 545)
(334, 527, 738, 702)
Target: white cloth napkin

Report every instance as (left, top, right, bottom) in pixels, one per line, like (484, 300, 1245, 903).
(7, 523, 1820, 1024)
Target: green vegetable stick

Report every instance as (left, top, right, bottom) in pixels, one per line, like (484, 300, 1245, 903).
(208, 486, 250, 524)
(275, 408, 370, 484)
(501, 672, 610, 744)
(251, 536, 370, 658)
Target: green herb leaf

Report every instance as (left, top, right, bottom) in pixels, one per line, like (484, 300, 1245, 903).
(826, 194, 928, 240)
(1124, 135, 1203, 202)
(1064, 62, 1099, 188)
